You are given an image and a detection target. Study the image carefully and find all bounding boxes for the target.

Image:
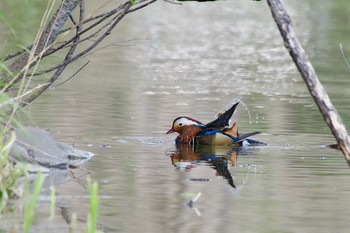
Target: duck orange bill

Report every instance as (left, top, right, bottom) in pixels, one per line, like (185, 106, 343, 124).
(166, 128, 176, 134)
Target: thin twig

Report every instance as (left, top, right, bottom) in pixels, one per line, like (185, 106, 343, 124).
(1, 0, 79, 92)
(162, 0, 182, 5)
(18, 0, 86, 108)
(40, 3, 124, 60)
(69, 14, 77, 26)
(2, 0, 111, 62)
(187, 192, 202, 216)
(19, 2, 132, 107)
(128, 0, 159, 13)
(339, 43, 350, 70)
(1, 0, 158, 115)
(54, 60, 90, 87)
(4, 0, 58, 129)
(27, 2, 132, 78)
(2, 47, 31, 62)
(3, 0, 155, 81)
(59, 1, 122, 34)
(53, 1, 88, 88)
(0, 83, 49, 109)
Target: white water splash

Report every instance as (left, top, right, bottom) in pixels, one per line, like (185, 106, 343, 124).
(231, 97, 253, 124)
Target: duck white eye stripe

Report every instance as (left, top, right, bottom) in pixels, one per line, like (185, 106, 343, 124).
(177, 118, 202, 126)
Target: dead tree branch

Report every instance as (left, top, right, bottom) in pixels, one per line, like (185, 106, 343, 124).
(1, 0, 80, 88)
(0, 0, 158, 117)
(267, 0, 350, 166)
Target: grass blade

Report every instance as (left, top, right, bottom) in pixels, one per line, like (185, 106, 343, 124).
(23, 173, 44, 233)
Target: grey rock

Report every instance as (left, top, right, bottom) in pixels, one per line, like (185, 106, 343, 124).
(9, 127, 94, 170)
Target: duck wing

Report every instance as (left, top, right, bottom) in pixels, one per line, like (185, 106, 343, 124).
(223, 131, 261, 143)
(205, 102, 239, 129)
(196, 128, 221, 136)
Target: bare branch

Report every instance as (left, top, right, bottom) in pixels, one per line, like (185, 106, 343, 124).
(1, 0, 158, 116)
(128, 0, 159, 12)
(1, 0, 80, 89)
(267, 0, 350, 166)
(2, 47, 31, 62)
(17, 2, 133, 107)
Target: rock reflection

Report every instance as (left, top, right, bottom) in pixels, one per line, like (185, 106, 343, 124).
(168, 144, 239, 188)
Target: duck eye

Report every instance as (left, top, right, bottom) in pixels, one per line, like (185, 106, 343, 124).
(178, 123, 183, 126)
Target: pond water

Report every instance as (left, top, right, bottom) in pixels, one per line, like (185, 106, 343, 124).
(2, 0, 350, 232)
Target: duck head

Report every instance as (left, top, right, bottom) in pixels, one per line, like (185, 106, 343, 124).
(166, 117, 206, 143)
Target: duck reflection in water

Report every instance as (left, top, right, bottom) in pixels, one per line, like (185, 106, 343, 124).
(168, 143, 239, 188)
(166, 100, 265, 188)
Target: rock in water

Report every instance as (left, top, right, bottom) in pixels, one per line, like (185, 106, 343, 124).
(9, 127, 94, 169)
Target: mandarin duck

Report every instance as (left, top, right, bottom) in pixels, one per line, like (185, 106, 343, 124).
(166, 102, 264, 146)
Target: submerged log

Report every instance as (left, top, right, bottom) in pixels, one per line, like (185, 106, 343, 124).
(267, 0, 350, 166)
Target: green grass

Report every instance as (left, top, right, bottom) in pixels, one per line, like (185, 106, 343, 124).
(0, 132, 24, 213)
(23, 173, 44, 233)
(87, 178, 99, 233)
(70, 213, 77, 233)
(49, 186, 56, 220)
